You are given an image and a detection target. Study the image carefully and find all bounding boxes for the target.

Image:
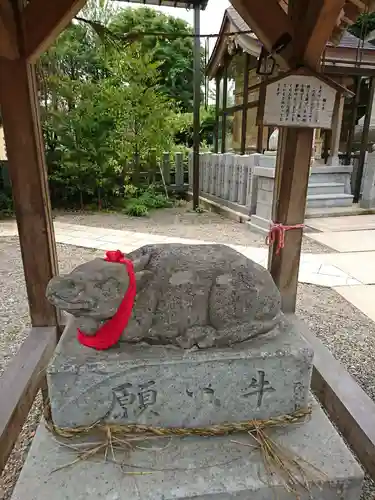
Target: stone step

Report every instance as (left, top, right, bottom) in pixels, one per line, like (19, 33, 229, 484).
(10, 398, 363, 500)
(307, 182, 346, 196)
(306, 193, 354, 208)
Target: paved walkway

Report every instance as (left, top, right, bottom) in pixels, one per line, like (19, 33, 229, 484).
(0, 219, 361, 288)
(306, 214, 375, 323)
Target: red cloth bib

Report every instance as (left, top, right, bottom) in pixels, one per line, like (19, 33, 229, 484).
(77, 250, 136, 350)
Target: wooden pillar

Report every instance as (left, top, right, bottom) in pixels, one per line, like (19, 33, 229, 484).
(355, 76, 375, 203)
(314, 128, 323, 161)
(240, 53, 250, 154)
(267, 0, 341, 313)
(221, 64, 228, 154)
(268, 128, 314, 312)
(0, 58, 58, 326)
(346, 76, 362, 162)
(214, 75, 220, 153)
(327, 94, 345, 166)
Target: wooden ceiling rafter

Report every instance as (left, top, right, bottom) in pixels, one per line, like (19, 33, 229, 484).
(229, 0, 294, 69)
(21, 0, 87, 62)
(299, 0, 347, 69)
(0, 0, 19, 59)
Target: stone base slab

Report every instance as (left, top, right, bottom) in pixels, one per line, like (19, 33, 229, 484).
(47, 316, 313, 429)
(11, 400, 363, 500)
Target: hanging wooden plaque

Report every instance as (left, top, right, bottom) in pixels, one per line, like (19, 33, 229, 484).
(262, 74, 337, 129)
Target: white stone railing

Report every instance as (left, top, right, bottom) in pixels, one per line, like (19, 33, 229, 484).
(188, 152, 260, 216)
(189, 150, 355, 232)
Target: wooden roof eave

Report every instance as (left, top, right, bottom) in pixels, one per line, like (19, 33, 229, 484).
(246, 65, 354, 97)
(206, 13, 231, 78)
(206, 33, 261, 79)
(324, 45, 375, 64)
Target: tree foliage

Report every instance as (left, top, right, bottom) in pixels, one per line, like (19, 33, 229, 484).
(348, 12, 375, 40)
(39, 19, 177, 208)
(110, 7, 201, 112)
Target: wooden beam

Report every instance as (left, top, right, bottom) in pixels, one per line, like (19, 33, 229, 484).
(229, 0, 293, 68)
(0, 58, 59, 326)
(0, 327, 57, 473)
(348, 0, 366, 9)
(22, 0, 87, 62)
(301, 323, 375, 478)
(268, 128, 314, 312)
(297, 0, 346, 69)
(0, 0, 19, 59)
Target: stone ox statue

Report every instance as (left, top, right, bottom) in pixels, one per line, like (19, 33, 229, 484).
(46, 244, 282, 349)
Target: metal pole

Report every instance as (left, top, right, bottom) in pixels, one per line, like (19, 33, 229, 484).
(354, 76, 375, 203)
(192, 3, 201, 210)
(204, 36, 209, 110)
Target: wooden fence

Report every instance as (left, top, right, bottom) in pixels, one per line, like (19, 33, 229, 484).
(129, 151, 189, 192)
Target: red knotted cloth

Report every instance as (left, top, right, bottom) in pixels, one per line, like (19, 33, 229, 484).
(266, 222, 304, 255)
(77, 250, 136, 350)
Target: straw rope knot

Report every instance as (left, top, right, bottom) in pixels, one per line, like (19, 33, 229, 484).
(266, 223, 305, 255)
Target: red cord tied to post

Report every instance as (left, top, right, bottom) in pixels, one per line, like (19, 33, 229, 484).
(266, 222, 305, 256)
(77, 250, 136, 350)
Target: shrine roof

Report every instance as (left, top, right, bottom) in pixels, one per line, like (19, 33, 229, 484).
(207, 6, 375, 78)
(115, 0, 208, 9)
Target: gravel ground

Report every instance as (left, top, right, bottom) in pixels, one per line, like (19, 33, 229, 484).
(55, 205, 331, 254)
(0, 240, 103, 500)
(0, 236, 373, 499)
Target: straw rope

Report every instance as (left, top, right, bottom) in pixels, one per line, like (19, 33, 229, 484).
(44, 404, 311, 439)
(44, 404, 327, 497)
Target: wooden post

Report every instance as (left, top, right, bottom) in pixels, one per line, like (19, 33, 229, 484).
(355, 77, 375, 203)
(214, 75, 220, 153)
(148, 148, 157, 184)
(327, 94, 345, 166)
(268, 128, 314, 312)
(240, 53, 250, 154)
(346, 76, 362, 162)
(162, 152, 171, 185)
(175, 152, 184, 189)
(267, 0, 341, 313)
(221, 64, 228, 154)
(0, 59, 58, 326)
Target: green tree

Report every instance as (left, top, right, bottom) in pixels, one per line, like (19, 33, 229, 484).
(41, 24, 176, 207)
(110, 7, 202, 112)
(349, 12, 375, 40)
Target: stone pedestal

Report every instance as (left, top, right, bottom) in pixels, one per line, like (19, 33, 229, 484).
(33, 250, 364, 500)
(48, 316, 313, 429)
(10, 399, 363, 500)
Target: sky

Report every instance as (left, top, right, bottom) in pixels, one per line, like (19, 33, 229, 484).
(115, 0, 230, 51)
